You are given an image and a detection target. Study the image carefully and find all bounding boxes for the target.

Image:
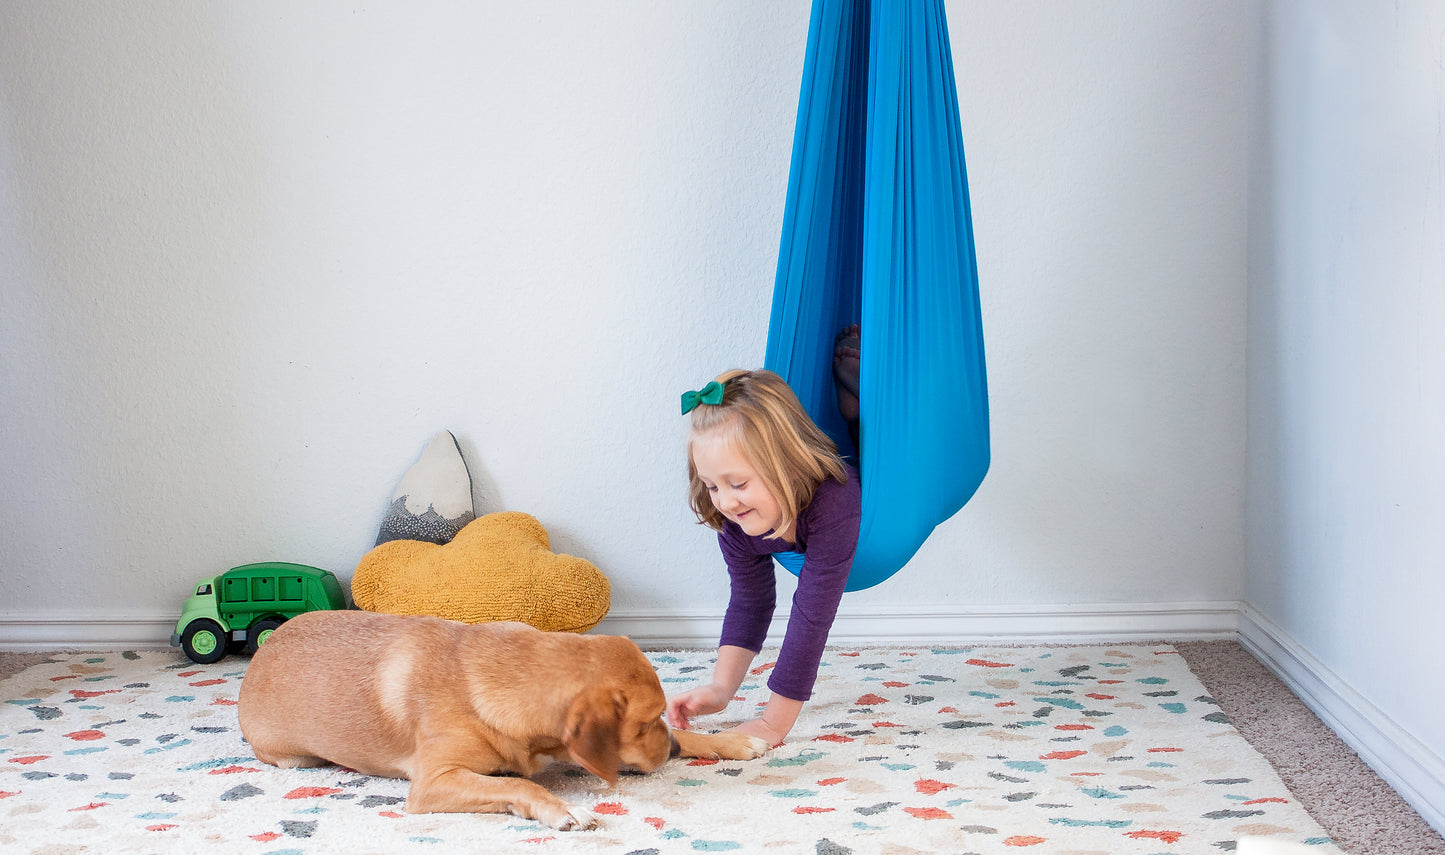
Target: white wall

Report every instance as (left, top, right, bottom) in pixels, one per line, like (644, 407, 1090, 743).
(1247, 0, 1445, 794)
(0, 3, 1251, 629)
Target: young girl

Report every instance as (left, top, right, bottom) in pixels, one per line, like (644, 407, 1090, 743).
(666, 368, 861, 745)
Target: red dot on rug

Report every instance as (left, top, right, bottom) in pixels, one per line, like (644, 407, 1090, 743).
(284, 787, 341, 799)
(1126, 830, 1183, 843)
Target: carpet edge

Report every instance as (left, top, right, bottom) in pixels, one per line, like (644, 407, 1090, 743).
(1239, 603, 1445, 838)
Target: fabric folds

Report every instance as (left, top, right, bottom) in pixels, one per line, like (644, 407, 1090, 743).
(765, 0, 989, 591)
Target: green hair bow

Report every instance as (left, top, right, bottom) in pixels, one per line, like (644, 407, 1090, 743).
(680, 381, 725, 414)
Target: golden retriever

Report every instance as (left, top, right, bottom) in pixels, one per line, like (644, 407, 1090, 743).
(237, 610, 768, 830)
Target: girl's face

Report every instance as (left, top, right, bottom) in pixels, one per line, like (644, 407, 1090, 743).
(691, 429, 788, 540)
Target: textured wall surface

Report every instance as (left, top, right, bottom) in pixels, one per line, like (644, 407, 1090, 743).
(0, 2, 1251, 620)
(1247, 0, 1445, 771)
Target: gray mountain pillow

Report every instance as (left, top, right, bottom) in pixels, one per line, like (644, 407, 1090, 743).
(375, 430, 476, 546)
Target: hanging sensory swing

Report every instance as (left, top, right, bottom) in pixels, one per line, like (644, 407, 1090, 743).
(765, 0, 990, 592)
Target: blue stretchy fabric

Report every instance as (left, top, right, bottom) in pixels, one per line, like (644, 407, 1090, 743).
(764, 0, 990, 592)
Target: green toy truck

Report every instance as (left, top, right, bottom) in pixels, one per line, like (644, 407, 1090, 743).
(170, 562, 347, 664)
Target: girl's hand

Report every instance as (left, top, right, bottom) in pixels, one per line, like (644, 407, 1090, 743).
(666, 684, 733, 730)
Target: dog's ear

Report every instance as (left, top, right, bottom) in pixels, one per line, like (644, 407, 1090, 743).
(563, 686, 625, 786)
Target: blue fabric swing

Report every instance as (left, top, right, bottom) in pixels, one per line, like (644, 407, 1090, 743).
(765, 0, 989, 592)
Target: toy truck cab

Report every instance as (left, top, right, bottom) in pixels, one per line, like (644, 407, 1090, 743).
(171, 562, 347, 664)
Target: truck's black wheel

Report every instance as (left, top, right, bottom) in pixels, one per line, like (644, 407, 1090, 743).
(181, 619, 228, 664)
(246, 618, 284, 654)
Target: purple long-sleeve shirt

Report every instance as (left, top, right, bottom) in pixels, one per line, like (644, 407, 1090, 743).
(716, 464, 860, 701)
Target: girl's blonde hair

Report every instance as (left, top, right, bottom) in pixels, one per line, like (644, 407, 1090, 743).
(686, 369, 847, 538)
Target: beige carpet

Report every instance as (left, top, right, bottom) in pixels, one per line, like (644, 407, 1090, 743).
(1175, 641, 1445, 855)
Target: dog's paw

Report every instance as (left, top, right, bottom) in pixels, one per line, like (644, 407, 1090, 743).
(673, 729, 772, 761)
(551, 805, 599, 832)
(718, 733, 770, 760)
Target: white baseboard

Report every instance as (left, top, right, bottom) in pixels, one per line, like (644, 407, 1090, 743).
(600, 601, 1242, 647)
(0, 615, 178, 651)
(1238, 603, 1445, 837)
(0, 601, 1240, 652)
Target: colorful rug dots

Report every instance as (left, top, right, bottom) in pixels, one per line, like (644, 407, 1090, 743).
(0, 646, 1342, 854)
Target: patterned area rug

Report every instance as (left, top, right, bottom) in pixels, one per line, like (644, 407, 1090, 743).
(0, 644, 1342, 854)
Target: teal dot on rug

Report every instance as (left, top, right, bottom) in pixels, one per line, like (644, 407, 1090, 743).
(1049, 817, 1133, 828)
(1081, 787, 1125, 799)
(1033, 697, 1083, 709)
(768, 749, 826, 767)
(690, 842, 742, 851)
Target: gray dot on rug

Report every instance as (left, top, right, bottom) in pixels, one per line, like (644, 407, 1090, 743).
(376, 430, 476, 546)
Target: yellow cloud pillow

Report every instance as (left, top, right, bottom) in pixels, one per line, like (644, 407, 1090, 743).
(351, 511, 611, 633)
